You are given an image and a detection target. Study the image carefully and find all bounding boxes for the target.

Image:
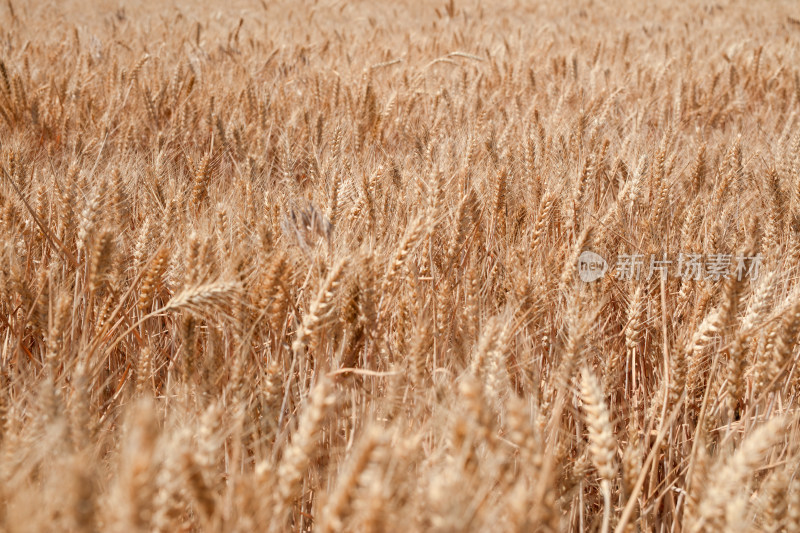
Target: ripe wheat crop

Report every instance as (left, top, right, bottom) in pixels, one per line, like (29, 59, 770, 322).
(1, 0, 800, 531)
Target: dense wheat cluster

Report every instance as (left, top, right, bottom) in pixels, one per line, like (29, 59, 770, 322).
(2, 0, 800, 530)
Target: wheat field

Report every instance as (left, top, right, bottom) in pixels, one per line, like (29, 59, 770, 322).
(1, 0, 800, 531)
